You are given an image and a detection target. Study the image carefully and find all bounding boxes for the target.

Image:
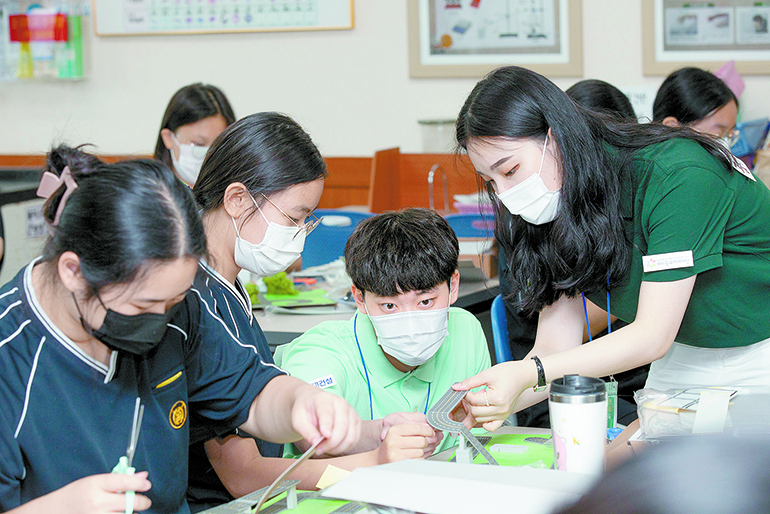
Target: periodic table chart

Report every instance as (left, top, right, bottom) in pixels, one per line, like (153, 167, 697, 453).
(93, 0, 353, 35)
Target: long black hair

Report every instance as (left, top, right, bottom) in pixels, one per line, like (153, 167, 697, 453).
(456, 66, 734, 312)
(652, 67, 738, 124)
(153, 83, 236, 169)
(42, 145, 206, 297)
(193, 112, 327, 214)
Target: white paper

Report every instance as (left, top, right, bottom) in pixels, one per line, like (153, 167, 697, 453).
(322, 459, 597, 514)
(656, 387, 738, 411)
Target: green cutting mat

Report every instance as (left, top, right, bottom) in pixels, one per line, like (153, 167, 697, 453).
(262, 289, 337, 309)
(260, 490, 362, 513)
(449, 433, 554, 467)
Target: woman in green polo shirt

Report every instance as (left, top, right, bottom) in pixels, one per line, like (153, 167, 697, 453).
(453, 66, 770, 431)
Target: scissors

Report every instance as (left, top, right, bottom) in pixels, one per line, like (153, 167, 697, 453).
(112, 397, 145, 514)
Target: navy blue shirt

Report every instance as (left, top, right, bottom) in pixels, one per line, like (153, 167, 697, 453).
(0, 260, 286, 514)
(187, 262, 281, 511)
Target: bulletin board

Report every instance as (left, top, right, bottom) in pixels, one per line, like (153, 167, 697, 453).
(92, 0, 354, 36)
(643, 0, 770, 75)
(408, 0, 582, 78)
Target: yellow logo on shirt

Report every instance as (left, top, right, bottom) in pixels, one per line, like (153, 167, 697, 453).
(169, 400, 187, 429)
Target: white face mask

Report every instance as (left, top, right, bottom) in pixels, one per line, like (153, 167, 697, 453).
(170, 133, 208, 186)
(497, 136, 560, 225)
(232, 195, 306, 277)
(366, 298, 450, 367)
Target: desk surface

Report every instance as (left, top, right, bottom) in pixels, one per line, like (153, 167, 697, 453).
(259, 277, 499, 347)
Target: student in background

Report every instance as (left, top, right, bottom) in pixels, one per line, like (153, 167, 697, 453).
(566, 79, 637, 121)
(187, 114, 429, 510)
(154, 83, 235, 187)
(500, 78, 646, 428)
(653, 67, 738, 144)
(276, 208, 491, 457)
(0, 146, 360, 514)
(453, 66, 770, 431)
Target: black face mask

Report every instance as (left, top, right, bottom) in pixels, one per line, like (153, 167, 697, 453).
(74, 293, 181, 355)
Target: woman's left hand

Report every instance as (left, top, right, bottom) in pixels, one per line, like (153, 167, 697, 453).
(291, 386, 362, 456)
(453, 361, 534, 432)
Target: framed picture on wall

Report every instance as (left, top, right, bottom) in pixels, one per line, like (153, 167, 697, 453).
(642, 0, 770, 75)
(93, 0, 354, 36)
(407, 0, 583, 78)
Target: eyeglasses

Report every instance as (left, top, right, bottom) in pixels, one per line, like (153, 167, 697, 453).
(170, 132, 209, 159)
(259, 192, 323, 241)
(724, 128, 741, 148)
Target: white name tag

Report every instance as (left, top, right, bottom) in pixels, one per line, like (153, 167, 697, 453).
(731, 154, 756, 182)
(642, 251, 694, 273)
(309, 374, 337, 389)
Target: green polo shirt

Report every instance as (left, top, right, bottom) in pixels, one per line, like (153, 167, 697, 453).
(275, 307, 491, 456)
(585, 139, 770, 348)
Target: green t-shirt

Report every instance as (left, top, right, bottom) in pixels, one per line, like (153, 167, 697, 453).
(586, 139, 770, 348)
(275, 307, 491, 456)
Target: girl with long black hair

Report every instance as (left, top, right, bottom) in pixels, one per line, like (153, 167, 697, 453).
(0, 146, 360, 513)
(454, 66, 770, 431)
(653, 67, 738, 143)
(187, 113, 437, 510)
(154, 83, 236, 187)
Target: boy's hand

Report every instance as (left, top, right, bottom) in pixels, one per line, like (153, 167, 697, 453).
(379, 412, 431, 441)
(377, 423, 442, 463)
(422, 426, 444, 457)
(380, 412, 443, 458)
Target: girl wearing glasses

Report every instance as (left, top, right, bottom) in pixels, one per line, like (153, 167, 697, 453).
(154, 83, 236, 187)
(653, 67, 739, 148)
(188, 112, 428, 510)
(451, 66, 770, 432)
(0, 145, 360, 514)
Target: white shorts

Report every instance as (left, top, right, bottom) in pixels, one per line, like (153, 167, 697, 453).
(645, 338, 770, 390)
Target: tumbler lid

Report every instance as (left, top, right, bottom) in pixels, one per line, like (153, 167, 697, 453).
(549, 375, 606, 403)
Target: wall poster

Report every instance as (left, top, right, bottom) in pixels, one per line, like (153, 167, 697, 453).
(643, 0, 770, 75)
(93, 0, 353, 36)
(408, 0, 583, 78)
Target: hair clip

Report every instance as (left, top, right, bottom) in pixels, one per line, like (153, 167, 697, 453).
(36, 165, 78, 226)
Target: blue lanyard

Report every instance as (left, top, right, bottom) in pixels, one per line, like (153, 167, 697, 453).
(581, 278, 612, 341)
(353, 313, 431, 421)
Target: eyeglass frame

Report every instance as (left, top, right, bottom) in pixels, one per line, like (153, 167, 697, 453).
(169, 132, 209, 160)
(258, 192, 323, 241)
(724, 128, 741, 148)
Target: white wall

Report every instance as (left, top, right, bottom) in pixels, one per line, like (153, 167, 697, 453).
(1, 1, 768, 157)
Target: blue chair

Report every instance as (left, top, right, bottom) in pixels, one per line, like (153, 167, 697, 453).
(301, 209, 374, 269)
(444, 213, 495, 239)
(491, 294, 518, 426)
(491, 294, 512, 364)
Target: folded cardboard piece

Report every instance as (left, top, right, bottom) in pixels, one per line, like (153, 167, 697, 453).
(321, 459, 597, 514)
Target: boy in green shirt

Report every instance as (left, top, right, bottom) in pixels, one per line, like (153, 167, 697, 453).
(276, 208, 491, 457)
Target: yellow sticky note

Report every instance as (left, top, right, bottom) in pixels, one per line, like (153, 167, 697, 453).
(315, 465, 351, 490)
